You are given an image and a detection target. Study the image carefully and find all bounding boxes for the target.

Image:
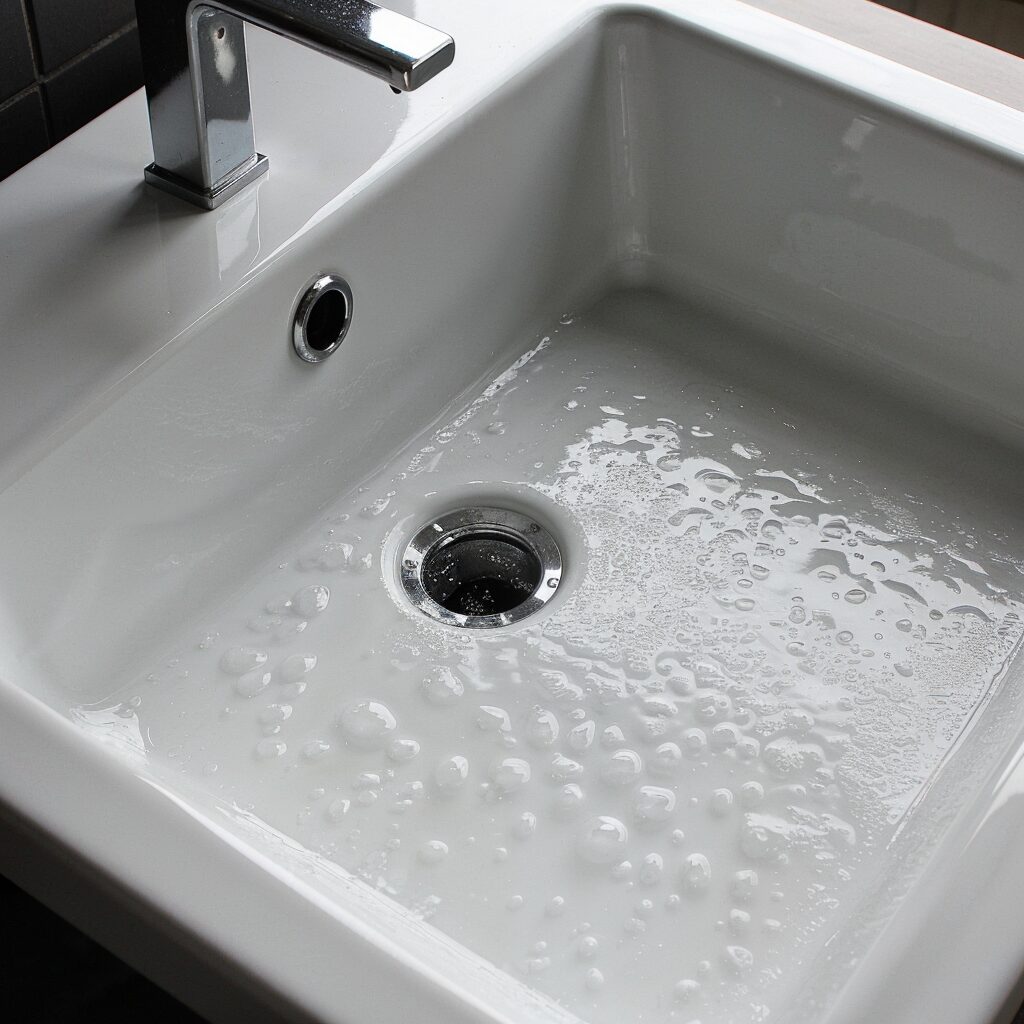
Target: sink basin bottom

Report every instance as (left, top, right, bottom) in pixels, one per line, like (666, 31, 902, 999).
(69, 279, 1024, 1024)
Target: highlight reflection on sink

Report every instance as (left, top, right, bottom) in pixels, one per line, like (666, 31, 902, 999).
(2, 5, 1024, 1024)
(73, 284, 1024, 1023)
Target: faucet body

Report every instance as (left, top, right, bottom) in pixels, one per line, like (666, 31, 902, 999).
(135, 0, 455, 209)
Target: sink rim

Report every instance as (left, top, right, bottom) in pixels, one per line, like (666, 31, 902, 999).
(3, 2, 1024, 1023)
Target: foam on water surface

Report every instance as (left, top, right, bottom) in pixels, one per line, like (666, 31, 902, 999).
(77, 287, 1024, 1023)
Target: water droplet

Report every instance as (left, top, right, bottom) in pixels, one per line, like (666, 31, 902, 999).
(525, 707, 560, 748)
(723, 945, 754, 974)
(682, 728, 708, 756)
(822, 518, 850, 539)
(600, 749, 643, 785)
(545, 896, 566, 917)
(600, 726, 627, 748)
(220, 647, 268, 675)
(336, 700, 397, 749)
(731, 869, 759, 902)
(667, 669, 696, 695)
(259, 703, 292, 727)
(550, 754, 585, 782)
(682, 853, 711, 893)
(577, 816, 629, 864)
(418, 840, 449, 865)
(477, 705, 512, 732)
(512, 811, 537, 839)
(567, 720, 596, 751)
(639, 853, 664, 885)
(421, 666, 464, 706)
(612, 860, 633, 881)
(729, 908, 751, 934)
(709, 788, 734, 817)
(387, 737, 421, 762)
(553, 783, 586, 817)
(234, 670, 272, 698)
(489, 757, 531, 794)
(279, 653, 317, 682)
(326, 797, 351, 822)
(711, 723, 740, 749)
(673, 979, 700, 1002)
(632, 786, 676, 829)
(740, 782, 764, 808)
(650, 742, 683, 776)
(301, 739, 331, 761)
(292, 584, 330, 617)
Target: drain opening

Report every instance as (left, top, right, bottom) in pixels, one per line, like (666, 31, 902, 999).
(423, 529, 541, 616)
(401, 508, 562, 628)
(293, 273, 353, 363)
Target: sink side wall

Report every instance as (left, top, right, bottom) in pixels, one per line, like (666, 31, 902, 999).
(631, 14, 1024, 440)
(0, 19, 633, 704)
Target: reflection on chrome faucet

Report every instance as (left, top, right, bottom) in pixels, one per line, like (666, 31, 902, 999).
(135, 0, 455, 210)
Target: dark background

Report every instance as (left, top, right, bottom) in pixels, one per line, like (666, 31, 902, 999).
(0, 0, 142, 181)
(2, 0, 1024, 1020)
(2, 0, 1024, 183)
(1, 873, 203, 1021)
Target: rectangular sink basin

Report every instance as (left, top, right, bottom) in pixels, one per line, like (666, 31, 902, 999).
(2, 3, 1024, 1024)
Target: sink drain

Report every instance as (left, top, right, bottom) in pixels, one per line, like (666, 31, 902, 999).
(401, 507, 562, 628)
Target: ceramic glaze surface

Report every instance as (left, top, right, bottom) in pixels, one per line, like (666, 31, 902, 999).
(3, 4, 1024, 1024)
(74, 287, 1024, 1023)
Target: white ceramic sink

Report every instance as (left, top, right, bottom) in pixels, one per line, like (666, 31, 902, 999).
(3, 2, 1024, 1023)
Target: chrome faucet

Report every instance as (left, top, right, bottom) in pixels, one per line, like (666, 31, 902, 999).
(135, 0, 455, 209)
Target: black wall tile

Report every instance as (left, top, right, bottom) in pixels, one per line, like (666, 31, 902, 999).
(0, 0, 140, 181)
(0, 0, 36, 102)
(0, 88, 48, 179)
(43, 26, 142, 143)
(30, 0, 135, 74)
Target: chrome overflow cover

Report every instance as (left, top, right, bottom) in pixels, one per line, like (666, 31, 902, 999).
(293, 274, 353, 363)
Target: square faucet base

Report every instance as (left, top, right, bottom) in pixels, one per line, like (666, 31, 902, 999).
(143, 154, 270, 211)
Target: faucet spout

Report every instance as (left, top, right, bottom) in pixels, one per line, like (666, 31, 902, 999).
(135, 0, 455, 209)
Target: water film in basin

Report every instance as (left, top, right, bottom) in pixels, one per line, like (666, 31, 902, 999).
(79, 287, 1024, 1024)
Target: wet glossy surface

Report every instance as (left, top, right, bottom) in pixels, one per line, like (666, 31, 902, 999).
(68, 285, 1024, 1023)
(3, 3, 1024, 1024)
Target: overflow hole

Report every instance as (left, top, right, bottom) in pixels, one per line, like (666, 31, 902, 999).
(293, 274, 353, 363)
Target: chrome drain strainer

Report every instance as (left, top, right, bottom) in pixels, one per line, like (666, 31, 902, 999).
(401, 507, 562, 628)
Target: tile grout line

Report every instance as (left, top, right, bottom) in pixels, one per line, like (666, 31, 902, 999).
(15, 0, 49, 140)
(0, 16, 139, 124)
(39, 17, 140, 81)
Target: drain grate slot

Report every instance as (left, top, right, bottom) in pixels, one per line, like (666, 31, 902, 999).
(423, 529, 541, 616)
(401, 508, 562, 628)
